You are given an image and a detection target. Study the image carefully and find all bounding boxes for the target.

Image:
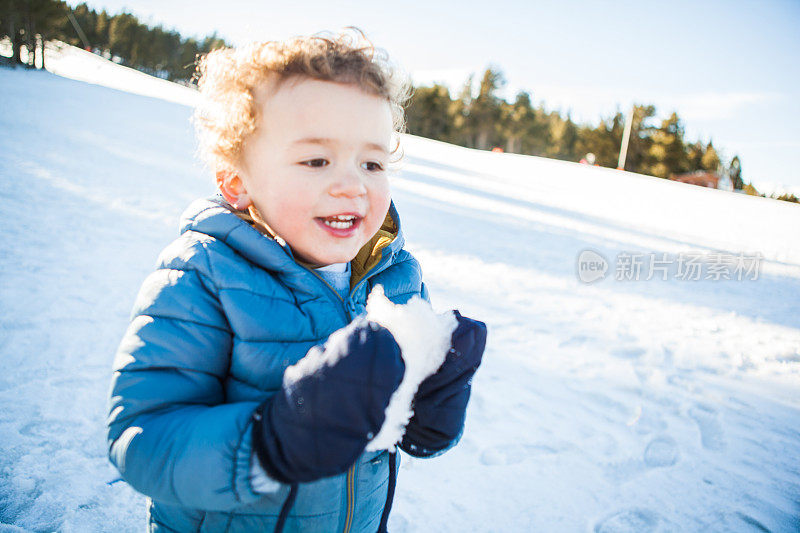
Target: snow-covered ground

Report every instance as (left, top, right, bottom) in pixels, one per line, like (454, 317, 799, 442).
(1, 43, 798, 532)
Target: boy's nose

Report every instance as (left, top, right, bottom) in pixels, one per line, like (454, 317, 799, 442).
(329, 166, 367, 198)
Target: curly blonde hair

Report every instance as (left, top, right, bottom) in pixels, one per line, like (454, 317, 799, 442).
(193, 28, 411, 172)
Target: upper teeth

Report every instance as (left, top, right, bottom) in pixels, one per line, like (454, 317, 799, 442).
(323, 215, 356, 229)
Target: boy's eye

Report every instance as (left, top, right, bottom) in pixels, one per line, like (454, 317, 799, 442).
(301, 159, 328, 168)
(362, 161, 385, 172)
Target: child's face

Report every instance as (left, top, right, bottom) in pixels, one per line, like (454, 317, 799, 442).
(233, 78, 393, 267)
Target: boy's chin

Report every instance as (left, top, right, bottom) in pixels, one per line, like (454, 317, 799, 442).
(299, 248, 359, 268)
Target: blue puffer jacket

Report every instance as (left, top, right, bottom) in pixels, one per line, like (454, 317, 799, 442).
(107, 195, 428, 532)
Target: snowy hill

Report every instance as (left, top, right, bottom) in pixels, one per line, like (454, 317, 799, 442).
(1, 42, 798, 532)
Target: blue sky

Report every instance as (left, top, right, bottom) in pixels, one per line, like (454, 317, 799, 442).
(73, 0, 800, 193)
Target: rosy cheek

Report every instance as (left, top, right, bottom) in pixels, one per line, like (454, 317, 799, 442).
(375, 180, 391, 203)
(381, 190, 391, 211)
(374, 195, 391, 229)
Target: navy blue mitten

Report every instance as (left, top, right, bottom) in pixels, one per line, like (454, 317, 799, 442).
(400, 311, 486, 457)
(251, 318, 405, 483)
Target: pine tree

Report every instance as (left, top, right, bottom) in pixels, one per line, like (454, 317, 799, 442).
(575, 110, 624, 167)
(176, 37, 200, 80)
(729, 155, 743, 190)
(545, 112, 578, 161)
(451, 74, 474, 148)
(71, 3, 96, 47)
(0, 0, 25, 65)
(647, 112, 689, 178)
(500, 91, 547, 155)
(406, 84, 455, 142)
(199, 32, 227, 53)
(470, 68, 504, 150)
(0, 0, 68, 68)
(700, 141, 720, 172)
(686, 141, 704, 170)
(95, 9, 109, 48)
(30, 0, 67, 68)
(621, 104, 656, 173)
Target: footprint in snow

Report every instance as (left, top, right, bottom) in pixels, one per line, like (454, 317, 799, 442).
(688, 405, 726, 452)
(603, 458, 645, 483)
(594, 508, 662, 533)
(643, 436, 679, 468)
(585, 432, 619, 457)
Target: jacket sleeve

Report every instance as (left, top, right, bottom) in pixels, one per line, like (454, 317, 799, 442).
(106, 245, 275, 511)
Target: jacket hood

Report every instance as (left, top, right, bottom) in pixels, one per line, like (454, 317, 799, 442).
(179, 195, 405, 281)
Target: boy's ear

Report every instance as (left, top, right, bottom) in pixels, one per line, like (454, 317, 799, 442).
(216, 170, 252, 210)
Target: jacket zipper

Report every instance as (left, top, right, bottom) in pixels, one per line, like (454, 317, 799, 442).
(343, 461, 357, 533)
(337, 257, 392, 533)
(303, 266, 350, 318)
(297, 255, 392, 533)
(300, 251, 394, 320)
(294, 266, 355, 533)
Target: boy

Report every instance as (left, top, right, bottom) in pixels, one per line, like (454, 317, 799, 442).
(107, 30, 486, 532)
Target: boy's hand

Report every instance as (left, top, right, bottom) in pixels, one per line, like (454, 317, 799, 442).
(251, 319, 405, 484)
(400, 311, 486, 457)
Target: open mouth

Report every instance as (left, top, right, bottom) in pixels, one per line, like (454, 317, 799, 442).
(316, 214, 363, 234)
(321, 214, 358, 229)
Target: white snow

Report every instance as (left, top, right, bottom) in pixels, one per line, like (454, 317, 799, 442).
(364, 286, 458, 452)
(0, 38, 199, 106)
(1, 42, 799, 532)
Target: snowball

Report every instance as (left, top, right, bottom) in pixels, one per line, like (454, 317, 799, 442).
(364, 285, 458, 452)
